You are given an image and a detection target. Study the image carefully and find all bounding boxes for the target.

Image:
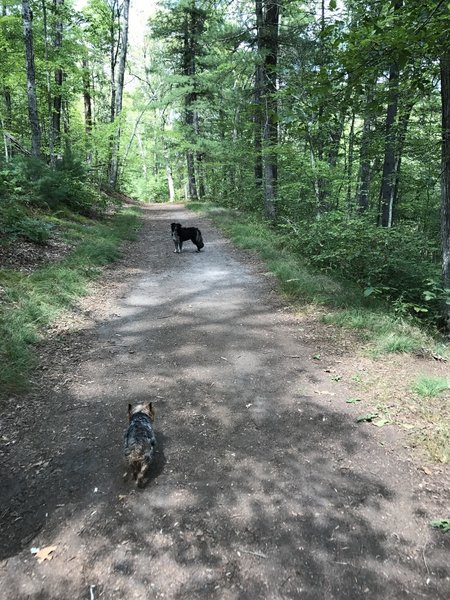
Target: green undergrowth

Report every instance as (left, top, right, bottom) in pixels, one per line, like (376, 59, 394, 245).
(188, 203, 447, 358)
(0, 206, 141, 392)
(412, 375, 450, 398)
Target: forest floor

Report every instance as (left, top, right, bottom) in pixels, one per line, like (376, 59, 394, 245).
(0, 203, 449, 600)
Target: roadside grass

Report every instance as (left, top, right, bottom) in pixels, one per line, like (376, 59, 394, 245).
(188, 203, 450, 463)
(407, 378, 449, 464)
(190, 204, 446, 357)
(412, 375, 450, 397)
(0, 206, 141, 392)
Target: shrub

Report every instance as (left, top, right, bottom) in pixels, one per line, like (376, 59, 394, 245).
(286, 213, 440, 318)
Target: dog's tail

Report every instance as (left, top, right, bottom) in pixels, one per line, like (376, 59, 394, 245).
(196, 229, 204, 250)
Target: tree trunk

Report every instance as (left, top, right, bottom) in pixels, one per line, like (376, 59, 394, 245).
(440, 49, 450, 331)
(110, 0, 119, 123)
(166, 162, 175, 202)
(379, 0, 403, 227)
(356, 86, 374, 212)
(182, 1, 204, 200)
(2, 2, 12, 159)
(257, 0, 279, 222)
(41, 0, 55, 164)
(393, 100, 414, 207)
(2, 89, 12, 159)
(82, 58, 93, 163)
(21, 0, 41, 157)
(254, 0, 264, 201)
(379, 63, 399, 227)
(109, 0, 130, 189)
(346, 111, 355, 213)
(186, 144, 198, 199)
(52, 0, 64, 154)
(82, 59, 93, 135)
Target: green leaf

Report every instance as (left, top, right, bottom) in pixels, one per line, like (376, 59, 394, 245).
(413, 306, 428, 313)
(423, 291, 436, 301)
(356, 412, 379, 423)
(346, 397, 362, 404)
(431, 519, 450, 533)
(329, 0, 337, 9)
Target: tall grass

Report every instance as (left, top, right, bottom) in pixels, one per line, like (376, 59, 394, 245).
(193, 205, 447, 358)
(0, 207, 141, 392)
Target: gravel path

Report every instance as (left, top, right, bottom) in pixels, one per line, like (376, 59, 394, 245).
(0, 204, 449, 599)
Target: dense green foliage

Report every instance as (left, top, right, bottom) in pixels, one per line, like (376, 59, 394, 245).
(286, 214, 441, 318)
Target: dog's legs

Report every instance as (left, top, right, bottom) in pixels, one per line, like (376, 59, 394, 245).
(136, 456, 152, 488)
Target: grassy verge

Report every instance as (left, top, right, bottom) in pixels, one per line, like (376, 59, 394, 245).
(0, 206, 141, 392)
(189, 203, 446, 357)
(188, 203, 449, 464)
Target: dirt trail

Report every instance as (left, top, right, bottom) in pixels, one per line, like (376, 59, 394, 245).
(0, 204, 449, 600)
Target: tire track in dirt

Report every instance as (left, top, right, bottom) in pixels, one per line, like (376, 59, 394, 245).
(1, 204, 449, 599)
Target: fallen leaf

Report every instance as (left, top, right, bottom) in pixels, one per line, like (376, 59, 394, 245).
(314, 390, 335, 396)
(356, 412, 379, 423)
(35, 545, 57, 563)
(421, 466, 432, 476)
(431, 519, 450, 533)
(372, 418, 389, 427)
(346, 398, 362, 404)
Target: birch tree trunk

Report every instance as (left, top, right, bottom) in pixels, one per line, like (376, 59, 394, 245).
(22, 0, 41, 157)
(440, 49, 450, 331)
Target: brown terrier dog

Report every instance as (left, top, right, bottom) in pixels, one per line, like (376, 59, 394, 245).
(124, 402, 156, 487)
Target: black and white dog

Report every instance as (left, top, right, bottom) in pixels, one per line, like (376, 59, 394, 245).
(171, 222, 204, 253)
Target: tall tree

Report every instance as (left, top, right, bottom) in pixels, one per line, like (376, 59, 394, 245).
(52, 0, 64, 155)
(256, 0, 279, 221)
(440, 47, 450, 330)
(108, 0, 130, 189)
(21, 0, 41, 157)
(378, 0, 403, 228)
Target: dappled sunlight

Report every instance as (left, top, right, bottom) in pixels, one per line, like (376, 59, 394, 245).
(2, 206, 448, 600)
